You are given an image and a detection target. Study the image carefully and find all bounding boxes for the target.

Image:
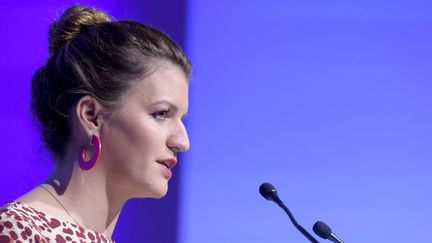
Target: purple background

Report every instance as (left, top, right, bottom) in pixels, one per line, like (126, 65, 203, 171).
(180, 1, 432, 242)
(0, 1, 186, 242)
(1, 0, 432, 242)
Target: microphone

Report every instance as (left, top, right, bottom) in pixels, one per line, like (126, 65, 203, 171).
(313, 221, 344, 243)
(259, 183, 319, 243)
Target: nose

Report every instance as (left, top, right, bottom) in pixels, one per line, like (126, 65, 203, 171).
(167, 120, 190, 154)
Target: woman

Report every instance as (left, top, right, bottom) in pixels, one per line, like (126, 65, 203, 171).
(0, 5, 190, 242)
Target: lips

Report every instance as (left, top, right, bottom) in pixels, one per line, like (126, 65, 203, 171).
(157, 158, 177, 169)
(157, 158, 177, 178)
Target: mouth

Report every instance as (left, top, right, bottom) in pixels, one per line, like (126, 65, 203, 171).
(157, 158, 177, 178)
(157, 158, 177, 169)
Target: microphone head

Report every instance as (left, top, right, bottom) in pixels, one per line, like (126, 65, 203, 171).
(259, 182, 279, 202)
(313, 221, 332, 239)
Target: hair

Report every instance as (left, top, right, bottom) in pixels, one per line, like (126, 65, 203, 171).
(31, 5, 191, 158)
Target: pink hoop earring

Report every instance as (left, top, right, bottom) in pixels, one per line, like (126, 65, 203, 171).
(78, 135, 101, 170)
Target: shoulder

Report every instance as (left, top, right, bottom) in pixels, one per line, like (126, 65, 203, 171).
(0, 201, 48, 242)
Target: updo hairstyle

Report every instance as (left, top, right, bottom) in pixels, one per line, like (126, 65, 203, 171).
(31, 5, 191, 158)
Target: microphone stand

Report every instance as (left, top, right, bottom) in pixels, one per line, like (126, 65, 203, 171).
(275, 198, 319, 243)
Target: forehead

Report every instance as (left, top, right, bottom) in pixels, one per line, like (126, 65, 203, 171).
(145, 62, 187, 89)
(129, 61, 189, 106)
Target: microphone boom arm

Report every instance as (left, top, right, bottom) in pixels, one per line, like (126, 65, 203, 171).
(277, 200, 319, 243)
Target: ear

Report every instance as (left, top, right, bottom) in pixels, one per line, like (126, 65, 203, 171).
(75, 95, 105, 137)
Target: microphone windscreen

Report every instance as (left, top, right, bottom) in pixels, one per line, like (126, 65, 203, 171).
(313, 221, 332, 239)
(259, 182, 276, 201)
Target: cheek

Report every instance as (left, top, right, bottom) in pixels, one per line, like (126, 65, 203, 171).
(101, 116, 162, 167)
(101, 117, 170, 196)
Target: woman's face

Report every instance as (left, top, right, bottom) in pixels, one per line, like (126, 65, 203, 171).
(100, 62, 190, 198)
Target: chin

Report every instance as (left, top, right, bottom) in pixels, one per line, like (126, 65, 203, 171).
(153, 191, 167, 199)
(142, 182, 168, 199)
(149, 190, 168, 199)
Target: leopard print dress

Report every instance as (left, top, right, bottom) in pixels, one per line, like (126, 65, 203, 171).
(0, 201, 114, 243)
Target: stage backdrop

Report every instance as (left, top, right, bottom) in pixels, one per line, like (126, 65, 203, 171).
(0, 1, 187, 242)
(180, 0, 432, 243)
(1, 1, 431, 243)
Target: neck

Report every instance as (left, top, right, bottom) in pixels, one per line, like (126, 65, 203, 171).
(44, 156, 126, 238)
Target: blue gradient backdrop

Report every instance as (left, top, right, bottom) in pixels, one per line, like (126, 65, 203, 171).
(1, 1, 431, 243)
(180, 0, 432, 243)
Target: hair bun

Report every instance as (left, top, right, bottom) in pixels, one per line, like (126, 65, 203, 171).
(48, 5, 112, 56)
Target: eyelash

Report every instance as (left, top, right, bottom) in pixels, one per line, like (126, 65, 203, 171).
(152, 108, 170, 120)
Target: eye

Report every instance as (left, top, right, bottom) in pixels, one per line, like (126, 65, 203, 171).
(152, 109, 170, 120)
